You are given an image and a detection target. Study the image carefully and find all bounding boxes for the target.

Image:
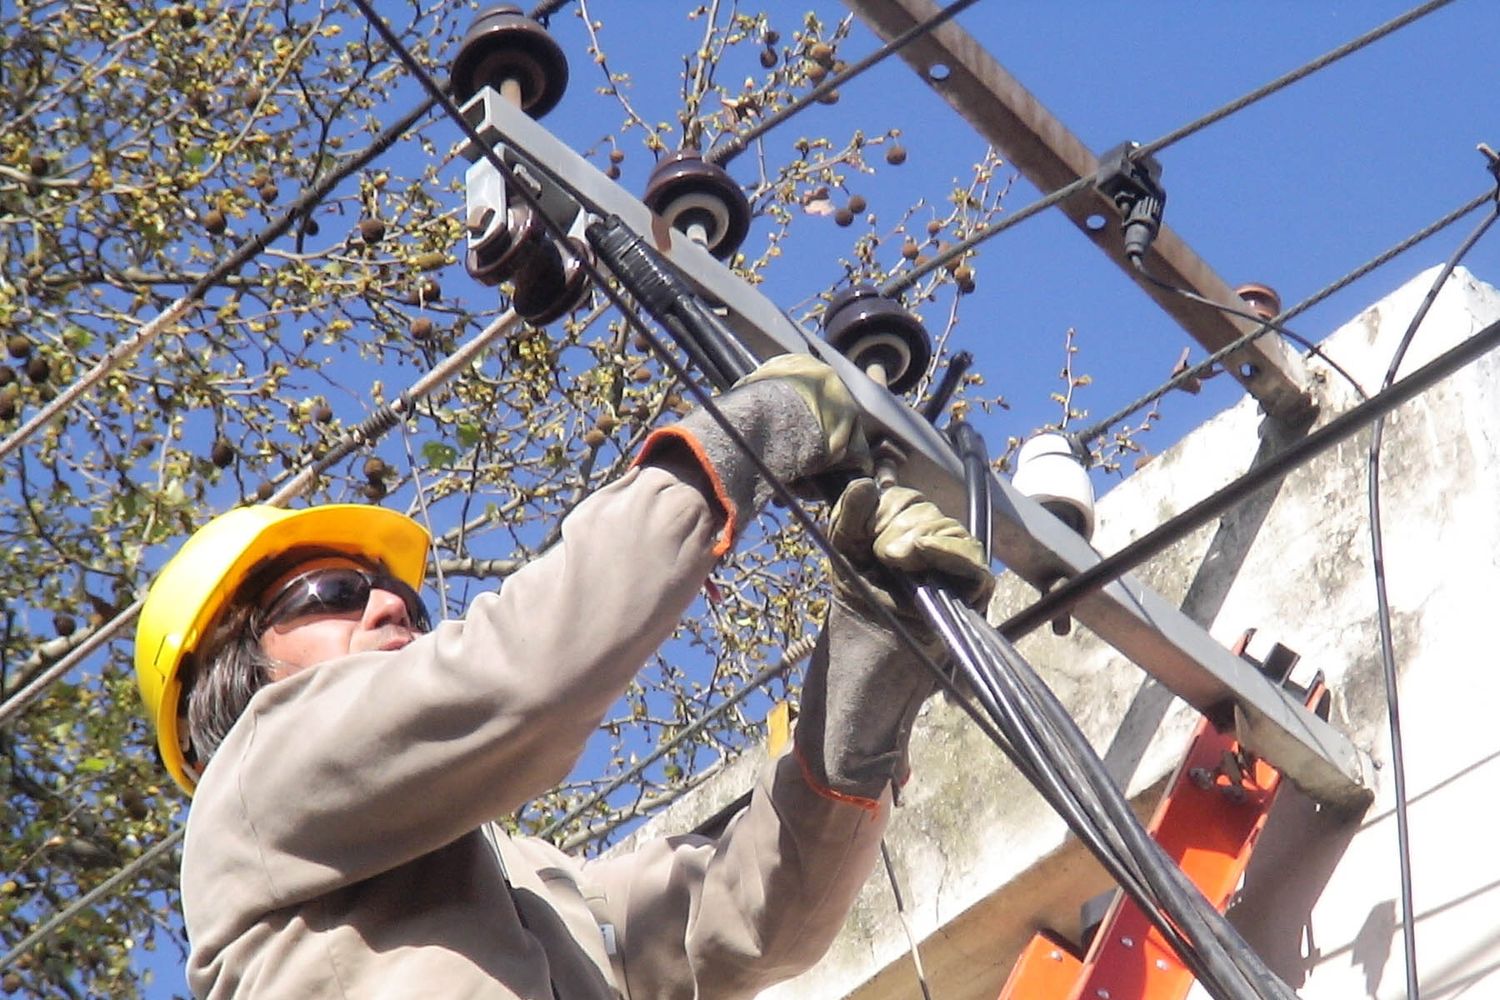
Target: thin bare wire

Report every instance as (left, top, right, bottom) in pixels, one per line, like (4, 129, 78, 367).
(0, 827, 184, 971)
(0, 96, 438, 464)
(1072, 186, 1493, 446)
(0, 311, 521, 728)
(881, 0, 1456, 295)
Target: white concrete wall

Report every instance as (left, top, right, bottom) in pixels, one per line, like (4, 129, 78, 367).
(623, 267, 1500, 1000)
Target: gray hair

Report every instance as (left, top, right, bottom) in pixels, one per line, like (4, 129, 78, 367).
(182, 604, 276, 769)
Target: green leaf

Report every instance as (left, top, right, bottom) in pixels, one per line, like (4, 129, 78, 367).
(456, 422, 481, 448)
(421, 441, 457, 468)
(185, 146, 205, 167)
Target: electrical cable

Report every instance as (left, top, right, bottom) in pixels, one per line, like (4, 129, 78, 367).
(0, 827, 184, 972)
(536, 634, 815, 841)
(881, 0, 1456, 296)
(1073, 186, 1494, 447)
(0, 309, 521, 728)
(8, 1, 1464, 983)
(1363, 188, 1500, 1000)
(999, 311, 1500, 639)
(707, 0, 982, 167)
(0, 95, 439, 464)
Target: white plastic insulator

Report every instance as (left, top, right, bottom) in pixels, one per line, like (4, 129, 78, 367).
(1011, 433, 1096, 541)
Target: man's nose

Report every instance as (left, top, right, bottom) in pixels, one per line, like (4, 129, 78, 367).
(360, 587, 412, 631)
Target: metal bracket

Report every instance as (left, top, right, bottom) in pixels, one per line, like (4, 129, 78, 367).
(460, 88, 1371, 812)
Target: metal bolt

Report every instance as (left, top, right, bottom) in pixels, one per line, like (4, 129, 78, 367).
(1120, 936, 1133, 948)
(1048, 950, 1063, 962)
(1155, 958, 1170, 971)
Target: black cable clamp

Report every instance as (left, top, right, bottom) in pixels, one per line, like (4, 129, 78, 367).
(1094, 141, 1168, 262)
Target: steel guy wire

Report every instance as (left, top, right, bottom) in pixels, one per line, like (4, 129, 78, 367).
(0, 826, 184, 973)
(998, 311, 1500, 641)
(1073, 185, 1495, 447)
(347, 0, 1006, 712)
(881, 0, 1457, 296)
(334, 14, 1342, 994)
(707, 0, 982, 167)
(536, 633, 815, 841)
(1135, 0, 1456, 161)
(0, 309, 522, 729)
(1364, 188, 1500, 1000)
(5, 8, 1017, 958)
(0, 95, 439, 465)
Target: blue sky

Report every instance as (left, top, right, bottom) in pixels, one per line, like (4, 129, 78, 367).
(123, 1, 1500, 994)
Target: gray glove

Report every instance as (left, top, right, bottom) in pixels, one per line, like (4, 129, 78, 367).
(734, 354, 870, 475)
(645, 354, 870, 550)
(795, 478, 994, 801)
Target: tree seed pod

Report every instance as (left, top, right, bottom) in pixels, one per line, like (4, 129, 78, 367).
(808, 41, 834, 66)
(121, 787, 149, 820)
(926, 219, 943, 236)
(363, 456, 387, 480)
(6, 335, 31, 360)
(0, 365, 14, 387)
(24, 355, 49, 383)
(816, 88, 839, 105)
(847, 194, 867, 214)
(177, 5, 198, 28)
(762, 29, 780, 45)
(609, 148, 625, 164)
(362, 480, 387, 501)
(312, 402, 333, 424)
(358, 218, 386, 244)
(409, 317, 435, 340)
(605, 164, 620, 180)
(243, 85, 263, 108)
(885, 144, 907, 166)
(29, 154, 48, 176)
(417, 278, 441, 302)
(594, 412, 618, 433)
(759, 47, 777, 69)
(210, 439, 235, 468)
(834, 207, 854, 227)
(0, 389, 16, 422)
(301, 215, 320, 237)
(258, 182, 278, 204)
(202, 208, 226, 235)
(630, 364, 652, 383)
(901, 239, 919, 260)
(805, 61, 828, 83)
(255, 480, 275, 501)
(53, 612, 76, 637)
(582, 428, 607, 448)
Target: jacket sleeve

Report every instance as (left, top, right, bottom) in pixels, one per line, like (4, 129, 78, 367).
(191, 380, 838, 906)
(581, 599, 909, 1000)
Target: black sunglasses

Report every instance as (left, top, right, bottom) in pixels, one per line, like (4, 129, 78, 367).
(257, 567, 432, 634)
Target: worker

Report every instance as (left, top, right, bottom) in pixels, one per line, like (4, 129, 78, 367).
(133, 355, 994, 999)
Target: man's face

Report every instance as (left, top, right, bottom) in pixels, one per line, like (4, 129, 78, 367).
(255, 554, 427, 681)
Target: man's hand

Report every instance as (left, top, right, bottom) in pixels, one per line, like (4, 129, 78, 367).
(735, 354, 870, 478)
(829, 478, 994, 623)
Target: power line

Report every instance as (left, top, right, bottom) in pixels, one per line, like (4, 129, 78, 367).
(707, 0, 981, 167)
(881, 0, 1455, 295)
(0, 96, 438, 465)
(0, 827, 184, 973)
(0, 310, 522, 729)
(1073, 185, 1494, 446)
(998, 310, 1500, 640)
(537, 635, 814, 842)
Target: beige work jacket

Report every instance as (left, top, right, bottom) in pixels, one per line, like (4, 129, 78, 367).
(180, 461, 891, 999)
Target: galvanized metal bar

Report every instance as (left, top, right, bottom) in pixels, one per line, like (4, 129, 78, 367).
(842, 0, 1315, 422)
(469, 91, 1369, 810)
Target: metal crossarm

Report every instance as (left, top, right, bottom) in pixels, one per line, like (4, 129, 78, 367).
(461, 89, 1369, 811)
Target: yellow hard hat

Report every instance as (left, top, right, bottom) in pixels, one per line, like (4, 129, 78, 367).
(134, 504, 430, 795)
